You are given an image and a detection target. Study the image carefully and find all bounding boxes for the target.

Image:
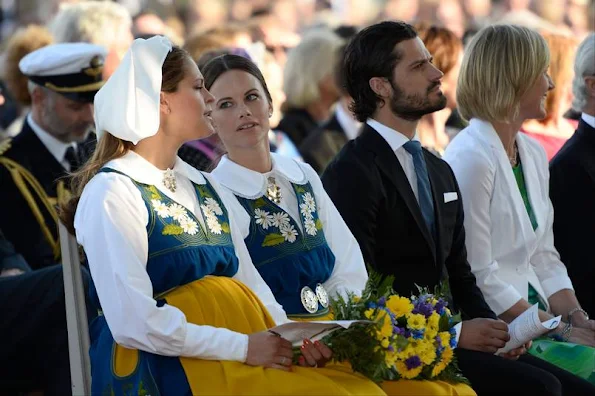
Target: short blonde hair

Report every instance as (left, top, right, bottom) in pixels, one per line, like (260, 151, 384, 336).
(457, 25, 550, 123)
(48, 1, 131, 49)
(283, 29, 343, 108)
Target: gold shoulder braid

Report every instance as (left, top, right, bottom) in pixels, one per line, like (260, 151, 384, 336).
(0, 156, 62, 260)
(0, 138, 12, 155)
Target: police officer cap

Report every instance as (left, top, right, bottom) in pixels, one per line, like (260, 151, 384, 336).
(19, 43, 108, 103)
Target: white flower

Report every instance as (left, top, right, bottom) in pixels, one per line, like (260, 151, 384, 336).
(300, 203, 313, 220)
(271, 212, 290, 228)
(152, 200, 170, 218)
(303, 192, 316, 212)
(169, 203, 187, 221)
(179, 216, 199, 235)
(304, 218, 317, 236)
(201, 204, 215, 220)
(254, 208, 273, 229)
(204, 197, 223, 215)
(280, 223, 298, 243)
(207, 216, 222, 234)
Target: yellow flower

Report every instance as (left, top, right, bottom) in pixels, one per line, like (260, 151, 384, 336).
(419, 343, 437, 365)
(428, 312, 440, 331)
(445, 307, 451, 316)
(431, 298, 439, 305)
(364, 308, 375, 319)
(441, 346, 454, 364)
(379, 311, 393, 338)
(381, 338, 390, 348)
(406, 313, 426, 330)
(438, 331, 450, 348)
(395, 361, 423, 379)
(385, 351, 397, 368)
(387, 295, 414, 317)
(352, 296, 361, 303)
(431, 347, 454, 377)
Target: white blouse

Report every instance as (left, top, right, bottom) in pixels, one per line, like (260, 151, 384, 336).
(443, 119, 574, 316)
(74, 151, 288, 363)
(211, 152, 369, 300)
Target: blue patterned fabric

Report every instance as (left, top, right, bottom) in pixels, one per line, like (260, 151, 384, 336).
(403, 140, 435, 236)
(235, 181, 335, 316)
(88, 168, 238, 395)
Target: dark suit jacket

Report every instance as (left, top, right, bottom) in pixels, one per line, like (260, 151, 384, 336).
(322, 123, 496, 320)
(276, 107, 318, 147)
(300, 113, 349, 174)
(0, 120, 94, 269)
(550, 117, 595, 317)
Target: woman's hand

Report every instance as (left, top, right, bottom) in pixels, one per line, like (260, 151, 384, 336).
(246, 331, 294, 371)
(567, 327, 595, 347)
(498, 341, 531, 360)
(298, 338, 332, 368)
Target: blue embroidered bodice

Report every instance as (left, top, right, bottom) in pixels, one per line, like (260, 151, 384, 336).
(235, 181, 336, 316)
(89, 168, 238, 395)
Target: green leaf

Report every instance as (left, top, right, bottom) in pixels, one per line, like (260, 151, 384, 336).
(254, 198, 267, 208)
(262, 233, 285, 247)
(147, 185, 161, 200)
(315, 218, 323, 230)
(295, 186, 307, 194)
(162, 224, 183, 235)
(220, 222, 230, 233)
(196, 185, 211, 198)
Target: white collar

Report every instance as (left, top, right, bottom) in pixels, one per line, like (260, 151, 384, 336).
(582, 113, 595, 129)
(104, 150, 206, 186)
(27, 113, 76, 167)
(366, 118, 419, 151)
(211, 152, 307, 199)
(335, 103, 361, 140)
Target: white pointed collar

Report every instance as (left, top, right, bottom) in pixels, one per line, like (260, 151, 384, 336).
(103, 150, 206, 186)
(212, 152, 307, 199)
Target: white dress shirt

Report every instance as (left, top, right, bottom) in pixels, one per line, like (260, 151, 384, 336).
(368, 118, 462, 341)
(444, 119, 574, 316)
(335, 102, 361, 141)
(211, 152, 369, 301)
(74, 151, 288, 363)
(27, 114, 77, 171)
(582, 112, 595, 129)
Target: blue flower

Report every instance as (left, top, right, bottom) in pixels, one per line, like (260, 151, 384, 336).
(405, 355, 422, 370)
(367, 302, 377, 309)
(388, 345, 394, 352)
(450, 337, 457, 348)
(377, 297, 386, 307)
(412, 330, 425, 340)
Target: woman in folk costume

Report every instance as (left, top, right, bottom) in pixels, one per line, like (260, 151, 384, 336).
(60, 36, 386, 395)
(207, 54, 476, 396)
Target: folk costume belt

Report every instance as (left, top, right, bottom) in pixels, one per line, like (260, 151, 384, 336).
(300, 283, 329, 314)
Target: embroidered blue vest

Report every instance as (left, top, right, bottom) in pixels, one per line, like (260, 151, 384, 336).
(235, 181, 336, 317)
(89, 168, 237, 395)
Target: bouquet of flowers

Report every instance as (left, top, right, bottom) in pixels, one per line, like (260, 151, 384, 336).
(306, 272, 468, 385)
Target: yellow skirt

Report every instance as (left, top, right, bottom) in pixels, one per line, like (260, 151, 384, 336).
(116, 276, 385, 395)
(292, 312, 476, 396)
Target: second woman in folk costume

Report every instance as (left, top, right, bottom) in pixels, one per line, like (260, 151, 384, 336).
(61, 36, 386, 395)
(207, 54, 476, 396)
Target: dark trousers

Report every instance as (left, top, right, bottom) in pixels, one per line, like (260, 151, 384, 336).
(0, 265, 90, 396)
(456, 348, 595, 396)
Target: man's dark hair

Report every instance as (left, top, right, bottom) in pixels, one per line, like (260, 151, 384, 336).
(343, 21, 417, 122)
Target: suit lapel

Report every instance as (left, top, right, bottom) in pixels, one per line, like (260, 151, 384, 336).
(359, 125, 437, 261)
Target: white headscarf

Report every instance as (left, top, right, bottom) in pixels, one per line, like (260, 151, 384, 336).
(94, 35, 172, 144)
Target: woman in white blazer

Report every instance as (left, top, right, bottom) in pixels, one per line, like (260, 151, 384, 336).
(444, 25, 595, 384)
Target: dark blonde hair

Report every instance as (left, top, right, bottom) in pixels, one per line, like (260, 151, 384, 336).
(415, 24, 462, 77)
(60, 46, 191, 233)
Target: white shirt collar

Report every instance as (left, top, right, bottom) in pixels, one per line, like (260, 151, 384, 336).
(582, 113, 595, 129)
(335, 103, 361, 140)
(104, 150, 206, 186)
(212, 152, 307, 199)
(27, 113, 75, 168)
(366, 118, 419, 151)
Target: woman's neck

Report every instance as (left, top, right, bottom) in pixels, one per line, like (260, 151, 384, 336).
(132, 132, 181, 170)
(491, 119, 523, 158)
(418, 108, 452, 152)
(227, 143, 272, 174)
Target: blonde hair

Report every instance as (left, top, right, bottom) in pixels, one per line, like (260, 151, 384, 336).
(2, 25, 53, 106)
(572, 33, 595, 112)
(457, 25, 550, 123)
(48, 1, 131, 48)
(540, 33, 578, 123)
(283, 29, 343, 108)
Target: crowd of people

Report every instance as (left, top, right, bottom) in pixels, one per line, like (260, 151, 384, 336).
(0, 0, 594, 395)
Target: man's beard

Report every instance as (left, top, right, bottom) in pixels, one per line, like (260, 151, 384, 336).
(388, 79, 447, 121)
(41, 107, 92, 143)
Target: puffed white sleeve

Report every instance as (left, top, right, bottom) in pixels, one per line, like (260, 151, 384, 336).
(301, 163, 368, 298)
(208, 176, 290, 326)
(529, 146, 574, 297)
(74, 173, 249, 361)
(443, 148, 523, 316)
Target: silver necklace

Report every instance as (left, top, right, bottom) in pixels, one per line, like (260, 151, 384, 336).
(266, 176, 282, 204)
(163, 168, 177, 193)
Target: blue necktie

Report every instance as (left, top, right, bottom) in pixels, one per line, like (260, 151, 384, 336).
(403, 140, 435, 236)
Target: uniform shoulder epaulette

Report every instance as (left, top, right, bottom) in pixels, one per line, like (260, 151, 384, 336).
(0, 138, 12, 156)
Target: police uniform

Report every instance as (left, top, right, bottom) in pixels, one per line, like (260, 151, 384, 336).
(0, 43, 106, 269)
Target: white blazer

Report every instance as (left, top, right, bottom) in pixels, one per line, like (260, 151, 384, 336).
(443, 119, 574, 316)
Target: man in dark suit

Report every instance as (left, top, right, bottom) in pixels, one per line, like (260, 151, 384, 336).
(550, 33, 595, 319)
(323, 21, 592, 395)
(0, 43, 104, 269)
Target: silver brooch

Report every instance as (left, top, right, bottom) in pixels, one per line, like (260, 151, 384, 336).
(163, 168, 177, 193)
(266, 176, 282, 204)
(301, 286, 319, 313)
(315, 284, 329, 308)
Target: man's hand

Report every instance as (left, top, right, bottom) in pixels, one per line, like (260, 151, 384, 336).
(458, 318, 510, 354)
(498, 341, 531, 360)
(0, 268, 25, 278)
